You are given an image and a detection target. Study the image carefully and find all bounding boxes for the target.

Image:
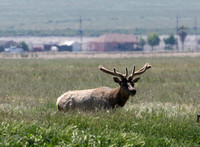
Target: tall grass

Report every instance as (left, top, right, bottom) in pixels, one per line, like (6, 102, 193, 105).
(0, 57, 200, 146)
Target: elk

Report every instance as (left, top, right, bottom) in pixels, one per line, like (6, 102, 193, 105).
(57, 63, 151, 112)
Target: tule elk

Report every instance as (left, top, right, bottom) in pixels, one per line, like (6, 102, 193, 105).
(57, 63, 151, 112)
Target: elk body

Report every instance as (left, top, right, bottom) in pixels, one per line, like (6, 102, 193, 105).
(57, 63, 151, 112)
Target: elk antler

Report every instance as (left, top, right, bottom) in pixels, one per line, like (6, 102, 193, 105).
(128, 63, 151, 80)
(99, 65, 128, 79)
(128, 65, 136, 80)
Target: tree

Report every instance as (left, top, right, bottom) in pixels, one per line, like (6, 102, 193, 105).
(178, 25, 187, 50)
(163, 34, 177, 50)
(147, 33, 160, 51)
(138, 36, 146, 50)
(19, 41, 29, 52)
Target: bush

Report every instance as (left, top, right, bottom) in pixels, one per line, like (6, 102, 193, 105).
(19, 41, 29, 52)
(164, 34, 177, 50)
(147, 33, 160, 51)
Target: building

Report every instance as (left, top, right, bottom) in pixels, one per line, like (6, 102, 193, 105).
(0, 40, 18, 52)
(33, 47, 43, 52)
(44, 44, 53, 52)
(89, 33, 139, 52)
(4, 46, 23, 53)
(58, 41, 81, 52)
(32, 44, 43, 52)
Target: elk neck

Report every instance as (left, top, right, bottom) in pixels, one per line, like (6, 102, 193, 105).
(109, 86, 130, 108)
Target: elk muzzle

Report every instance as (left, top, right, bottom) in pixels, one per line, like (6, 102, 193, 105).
(128, 83, 136, 95)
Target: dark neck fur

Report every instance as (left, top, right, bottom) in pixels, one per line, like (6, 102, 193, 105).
(109, 86, 130, 108)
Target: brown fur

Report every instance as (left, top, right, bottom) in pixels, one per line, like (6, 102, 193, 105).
(107, 87, 131, 108)
(57, 85, 134, 112)
(56, 63, 151, 112)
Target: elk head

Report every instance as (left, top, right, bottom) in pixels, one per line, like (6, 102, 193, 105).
(99, 63, 151, 96)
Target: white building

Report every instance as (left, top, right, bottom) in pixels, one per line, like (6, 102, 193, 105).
(4, 46, 23, 53)
(59, 41, 81, 52)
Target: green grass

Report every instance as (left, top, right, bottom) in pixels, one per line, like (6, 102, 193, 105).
(0, 57, 200, 146)
(0, 0, 199, 36)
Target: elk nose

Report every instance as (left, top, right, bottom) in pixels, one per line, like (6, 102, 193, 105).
(132, 89, 136, 95)
(128, 87, 136, 94)
(129, 87, 134, 91)
(130, 89, 136, 95)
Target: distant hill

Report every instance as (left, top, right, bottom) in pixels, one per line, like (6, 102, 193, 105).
(0, 0, 199, 36)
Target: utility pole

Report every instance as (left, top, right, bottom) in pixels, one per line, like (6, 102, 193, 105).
(194, 17, 198, 50)
(176, 15, 179, 51)
(79, 16, 83, 51)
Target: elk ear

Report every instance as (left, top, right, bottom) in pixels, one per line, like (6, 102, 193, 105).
(113, 77, 121, 84)
(132, 77, 140, 83)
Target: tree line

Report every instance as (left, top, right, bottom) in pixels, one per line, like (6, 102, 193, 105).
(138, 25, 188, 51)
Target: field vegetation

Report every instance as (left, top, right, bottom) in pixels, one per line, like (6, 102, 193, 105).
(0, 0, 199, 36)
(0, 56, 200, 146)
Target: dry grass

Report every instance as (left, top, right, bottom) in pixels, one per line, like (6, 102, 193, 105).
(0, 56, 200, 146)
(0, 51, 200, 59)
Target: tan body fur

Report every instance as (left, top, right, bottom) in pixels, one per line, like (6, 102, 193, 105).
(57, 86, 130, 111)
(56, 63, 151, 112)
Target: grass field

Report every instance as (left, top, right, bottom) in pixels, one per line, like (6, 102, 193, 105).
(0, 0, 199, 36)
(0, 56, 200, 146)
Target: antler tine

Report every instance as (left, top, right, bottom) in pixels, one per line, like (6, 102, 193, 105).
(134, 63, 151, 76)
(99, 65, 127, 79)
(113, 67, 117, 73)
(125, 67, 128, 78)
(99, 65, 116, 76)
(114, 67, 128, 78)
(128, 65, 135, 80)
